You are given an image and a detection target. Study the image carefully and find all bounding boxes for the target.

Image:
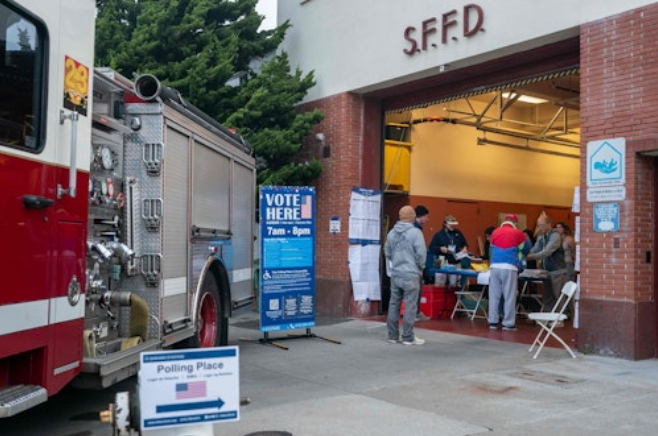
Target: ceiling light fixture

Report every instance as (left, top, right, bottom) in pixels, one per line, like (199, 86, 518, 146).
(502, 92, 548, 105)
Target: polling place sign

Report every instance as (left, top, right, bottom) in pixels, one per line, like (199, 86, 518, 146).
(139, 347, 239, 430)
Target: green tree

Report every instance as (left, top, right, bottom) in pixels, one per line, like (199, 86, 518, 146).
(226, 53, 324, 185)
(95, 0, 323, 186)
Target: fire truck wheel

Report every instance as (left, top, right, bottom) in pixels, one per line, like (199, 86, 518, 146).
(190, 272, 224, 348)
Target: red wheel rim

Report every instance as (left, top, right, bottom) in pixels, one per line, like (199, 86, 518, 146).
(197, 292, 218, 347)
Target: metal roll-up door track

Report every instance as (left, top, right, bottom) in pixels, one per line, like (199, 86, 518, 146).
(385, 67, 580, 114)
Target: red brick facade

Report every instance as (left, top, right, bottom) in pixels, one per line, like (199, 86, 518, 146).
(579, 3, 658, 359)
(298, 93, 374, 317)
(300, 3, 658, 358)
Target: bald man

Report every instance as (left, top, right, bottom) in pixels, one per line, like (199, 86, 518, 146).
(385, 206, 427, 345)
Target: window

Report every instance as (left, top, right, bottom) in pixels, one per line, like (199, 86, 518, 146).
(0, 2, 45, 152)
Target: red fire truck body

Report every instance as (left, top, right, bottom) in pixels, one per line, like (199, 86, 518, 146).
(0, 0, 256, 417)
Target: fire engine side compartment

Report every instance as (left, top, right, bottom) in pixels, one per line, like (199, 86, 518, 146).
(165, 104, 256, 319)
(77, 73, 256, 388)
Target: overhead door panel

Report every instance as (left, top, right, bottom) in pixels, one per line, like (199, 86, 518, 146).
(192, 142, 230, 231)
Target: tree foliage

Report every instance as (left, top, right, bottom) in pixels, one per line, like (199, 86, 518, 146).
(95, 0, 323, 186)
(226, 53, 324, 185)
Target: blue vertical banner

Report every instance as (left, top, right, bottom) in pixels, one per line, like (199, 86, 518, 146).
(259, 186, 316, 332)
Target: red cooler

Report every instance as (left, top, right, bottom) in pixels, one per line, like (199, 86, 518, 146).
(420, 285, 457, 319)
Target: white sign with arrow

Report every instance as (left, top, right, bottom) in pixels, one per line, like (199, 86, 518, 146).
(139, 347, 240, 431)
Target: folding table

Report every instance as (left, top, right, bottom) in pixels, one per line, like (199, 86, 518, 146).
(517, 269, 548, 315)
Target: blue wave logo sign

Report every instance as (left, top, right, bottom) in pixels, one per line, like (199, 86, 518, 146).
(587, 138, 625, 186)
(593, 158, 618, 174)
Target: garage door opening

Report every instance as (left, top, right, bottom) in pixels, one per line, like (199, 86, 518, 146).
(382, 68, 580, 246)
(379, 69, 581, 333)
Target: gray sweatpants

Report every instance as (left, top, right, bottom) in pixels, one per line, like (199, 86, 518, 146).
(387, 275, 421, 342)
(487, 267, 519, 328)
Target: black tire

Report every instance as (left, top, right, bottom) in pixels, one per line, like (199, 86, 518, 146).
(187, 272, 226, 348)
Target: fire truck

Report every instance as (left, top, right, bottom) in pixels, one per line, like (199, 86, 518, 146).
(0, 0, 256, 417)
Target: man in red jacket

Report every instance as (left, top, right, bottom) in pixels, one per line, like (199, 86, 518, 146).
(488, 214, 531, 331)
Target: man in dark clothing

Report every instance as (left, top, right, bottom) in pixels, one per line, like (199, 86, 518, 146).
(481, 225, 496, 261)
(413, 205, 430, 321)
(414, 205, 429, 231)
(429, 215, 469, 287)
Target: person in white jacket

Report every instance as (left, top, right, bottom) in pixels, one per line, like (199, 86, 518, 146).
(385, 205, 427, 345)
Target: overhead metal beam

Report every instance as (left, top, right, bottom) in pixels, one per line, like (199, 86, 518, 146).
(476, 137, 580, 159)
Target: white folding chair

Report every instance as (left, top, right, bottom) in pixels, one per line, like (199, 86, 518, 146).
(451, 276, 488, 321)
(527, 281, 578, 359)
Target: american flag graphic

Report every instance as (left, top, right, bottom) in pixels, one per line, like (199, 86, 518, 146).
(175, 381, 207, 400)
(300, 195, 312, 219)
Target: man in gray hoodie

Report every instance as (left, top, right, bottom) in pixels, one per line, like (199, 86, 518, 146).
(385, 205, 427, 345)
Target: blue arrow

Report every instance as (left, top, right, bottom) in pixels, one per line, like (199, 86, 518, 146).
(157, 398, 225, 413)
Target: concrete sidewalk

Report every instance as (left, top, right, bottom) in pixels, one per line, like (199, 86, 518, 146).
(218, 313, 658, 436)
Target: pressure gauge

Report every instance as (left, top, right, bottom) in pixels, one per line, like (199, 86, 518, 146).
(106, 178, 114, 198)
(101, 146, 114, 170)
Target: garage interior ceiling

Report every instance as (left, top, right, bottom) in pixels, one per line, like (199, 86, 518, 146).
(388, 69, 581, 158)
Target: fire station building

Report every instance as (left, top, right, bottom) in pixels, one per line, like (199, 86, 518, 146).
(278, 0, 658, 359)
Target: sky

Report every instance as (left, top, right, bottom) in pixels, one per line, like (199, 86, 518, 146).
(256, 0, 277, 30)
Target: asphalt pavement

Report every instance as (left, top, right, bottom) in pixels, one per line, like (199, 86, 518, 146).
(198, 312, 658, 436)
(9, 311, 652, 436)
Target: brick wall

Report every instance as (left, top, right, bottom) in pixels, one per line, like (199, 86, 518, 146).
(579, 3, 658, 358)
(298, 93, 368, 316)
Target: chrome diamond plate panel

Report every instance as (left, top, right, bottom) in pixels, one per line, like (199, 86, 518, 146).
(122, 103, 166, 338)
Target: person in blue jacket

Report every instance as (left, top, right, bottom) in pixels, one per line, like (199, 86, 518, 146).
(488, 214, 530, 331)
(429, 215, 469, 288)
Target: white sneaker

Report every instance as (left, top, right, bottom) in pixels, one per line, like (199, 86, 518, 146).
(402, 337, 425, 346)
(387, 338, 400, 344)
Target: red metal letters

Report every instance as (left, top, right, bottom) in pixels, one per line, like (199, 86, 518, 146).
(403, 4, 484, 55)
